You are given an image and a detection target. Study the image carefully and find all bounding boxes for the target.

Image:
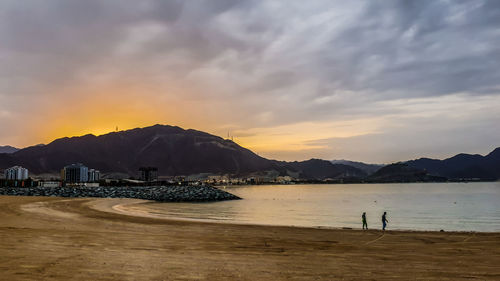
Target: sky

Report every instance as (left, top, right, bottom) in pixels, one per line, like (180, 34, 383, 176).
(1, 0, 500, 163)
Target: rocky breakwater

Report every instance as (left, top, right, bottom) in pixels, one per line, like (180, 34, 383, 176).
(0, 185, 241, 202)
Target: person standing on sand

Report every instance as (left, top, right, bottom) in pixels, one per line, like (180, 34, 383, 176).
(362, 212, 368, 230)
(382, 212, 388, 230)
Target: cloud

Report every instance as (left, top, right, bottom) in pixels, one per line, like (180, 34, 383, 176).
(0, 0, 499, 162)
(294, 94, 500, 163)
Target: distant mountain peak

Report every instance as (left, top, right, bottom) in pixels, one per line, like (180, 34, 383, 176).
(406, 147, 500, 180)
(330, 159, 383, 175)
(486, 147, 500, 158)
(0, 145, 19, 154)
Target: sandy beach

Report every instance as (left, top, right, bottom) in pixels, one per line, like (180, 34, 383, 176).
(0, 196, 499, 280)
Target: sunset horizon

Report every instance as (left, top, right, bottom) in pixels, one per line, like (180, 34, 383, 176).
(3, 122, 499, 164)
(2, 1, 499, 164)
(1, 1, 499, 280)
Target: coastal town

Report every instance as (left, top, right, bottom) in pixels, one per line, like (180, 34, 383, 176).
(0, 164, 241, 202)
(1, 163, 299, 189)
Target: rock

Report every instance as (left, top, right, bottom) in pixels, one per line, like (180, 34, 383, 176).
(0, 185, 241, 202)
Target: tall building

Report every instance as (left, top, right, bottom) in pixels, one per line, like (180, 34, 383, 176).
(4, 166, 29, 180)
(62, 164, 100, 183)
(139, 167, 158, 182)
(88, 169, 100, 182)
(62, 163, 89, 183)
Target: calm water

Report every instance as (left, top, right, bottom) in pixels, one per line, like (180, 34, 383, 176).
(134, 183, 500, 232)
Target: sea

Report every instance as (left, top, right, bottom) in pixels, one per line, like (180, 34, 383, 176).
(129, 182, 500, 232)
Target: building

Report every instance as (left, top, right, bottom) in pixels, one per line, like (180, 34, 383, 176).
(139, 167, 158, 182)
(88, 169, 100, 182)
(39, 181, 61, 188)
(61, 163, 100, 183)
(4, 166, 29, 180)
(62, 163, 89, 183)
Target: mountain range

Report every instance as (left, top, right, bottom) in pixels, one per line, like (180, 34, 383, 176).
(0, 124, 498, 181)
(367, 163, 447, 183)
(406, 148, 500, 180)
(0, 145, 19, 154)
(330, 160, 383, 175)
(0, 125, 365, 180)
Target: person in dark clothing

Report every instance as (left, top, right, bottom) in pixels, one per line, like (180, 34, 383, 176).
(382, 212, 388, 230)
(362, 212, 368, 230)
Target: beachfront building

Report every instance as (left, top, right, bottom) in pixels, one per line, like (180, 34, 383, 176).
(39, 181, 61, 188)
(88, 169, 100, 182)
(61, 163, 101, 183)
(4, 166, 29, 180)
(139, 167, 158, 182)
(62, 163, 89, 183)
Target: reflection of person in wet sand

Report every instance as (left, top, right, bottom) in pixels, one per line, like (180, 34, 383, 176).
(362, 212, 368, 230)
(382, 212, 388, 230)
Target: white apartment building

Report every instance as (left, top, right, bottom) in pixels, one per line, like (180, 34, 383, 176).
(4, 166, 29, 180)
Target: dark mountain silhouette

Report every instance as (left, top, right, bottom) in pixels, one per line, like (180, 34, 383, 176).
(406, 147, 500, 180)
(0, 124, 361, 179)
(1, 125, 274, 176)
(367, 163, 446, 183)
(368, 163, 426, 182)
(0, 145, 19, 154)
(1, 125, 497, 181)
(330, 160, 383, 175)
(0, 153, 14, 168)
(286, 159, 366, 179)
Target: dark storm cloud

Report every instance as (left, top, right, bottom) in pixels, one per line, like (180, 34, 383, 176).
(313, 0, 500, 98)
(3, 0, 498, 98)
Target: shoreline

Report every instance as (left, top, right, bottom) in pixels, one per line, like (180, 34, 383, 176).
(1, 195, 499, 280)
(1, 192, 496, 234)
(93, 197, 496, 234)
(213, 179, 500, 187)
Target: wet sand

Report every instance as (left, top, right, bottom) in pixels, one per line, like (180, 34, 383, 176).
(0, 196, 499, 280)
